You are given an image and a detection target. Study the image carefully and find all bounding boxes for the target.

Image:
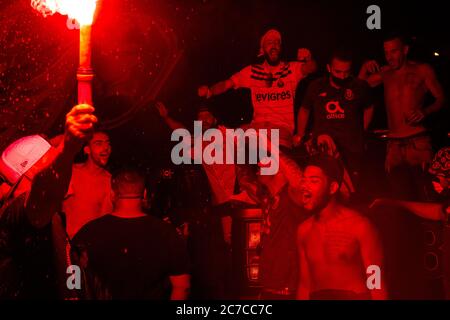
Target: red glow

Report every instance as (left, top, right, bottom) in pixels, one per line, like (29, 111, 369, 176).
(31, 0, 98, 26)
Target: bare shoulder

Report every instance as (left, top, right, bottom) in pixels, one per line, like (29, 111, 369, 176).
(339, 206, 375, 232)
(407, 61, 433, 75)
(417, 63, 436, 77)
(298, 215, 314, 237)
(72, 163, 84, 172)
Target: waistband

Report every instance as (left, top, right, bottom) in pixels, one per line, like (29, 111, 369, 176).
(388, 131, 429, 141)
(310, 289, 371, 300)
(262, 287, 296, 296)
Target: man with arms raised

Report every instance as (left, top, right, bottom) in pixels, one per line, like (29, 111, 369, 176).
(198, 29, 316, 148)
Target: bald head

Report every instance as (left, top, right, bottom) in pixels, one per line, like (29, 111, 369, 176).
(112, 169, 145, 199)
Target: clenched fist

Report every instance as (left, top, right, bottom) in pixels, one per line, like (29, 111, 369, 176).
(362, 60, 380, 74)
(198, 85, 210, 98)
(65, 104, 97, 148)
(297, 48, 312, 62)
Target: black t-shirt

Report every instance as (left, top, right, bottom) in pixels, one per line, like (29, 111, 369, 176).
(302, 76, 373, 155)
(260, 186, 309, 291)
(0, 194, 57, 299)
(72, 214, 190, 300)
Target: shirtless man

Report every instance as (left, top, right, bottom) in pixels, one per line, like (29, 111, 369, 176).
(297, 156, 387, 300)
(359, 33, 445, 200)
(63, 131, 113, 238)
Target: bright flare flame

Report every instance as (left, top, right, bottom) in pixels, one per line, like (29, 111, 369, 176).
(31, 0, 97, 26)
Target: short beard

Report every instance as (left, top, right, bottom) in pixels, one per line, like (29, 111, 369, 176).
(310, 194, 332, 217)
(264, 52, 280, 66)
(92, 156, 108, 168)
(330, 74, 352, 88)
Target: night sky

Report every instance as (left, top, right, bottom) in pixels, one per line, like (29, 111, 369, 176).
(1, 0, 449, 173)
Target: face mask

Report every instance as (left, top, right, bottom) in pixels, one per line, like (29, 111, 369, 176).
(330, 74, 352, 87)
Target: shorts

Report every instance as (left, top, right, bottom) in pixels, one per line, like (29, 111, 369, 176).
(385, 134, 433, 173)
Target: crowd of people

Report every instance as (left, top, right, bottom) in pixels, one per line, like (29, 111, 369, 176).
(0, 28, 448, 300)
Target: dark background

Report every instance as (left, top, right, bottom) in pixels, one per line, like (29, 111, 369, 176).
(115, 0, 450, 175)
(1, 0, 449, 300)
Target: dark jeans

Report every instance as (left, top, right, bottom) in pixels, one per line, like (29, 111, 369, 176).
(386, 134, 433, 201)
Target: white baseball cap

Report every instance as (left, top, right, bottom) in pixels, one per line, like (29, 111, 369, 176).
(0, 135, 52, 184)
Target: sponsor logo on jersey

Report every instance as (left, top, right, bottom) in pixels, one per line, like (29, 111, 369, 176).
(325, 100, 345, 119)
(254, 89, 292, 104)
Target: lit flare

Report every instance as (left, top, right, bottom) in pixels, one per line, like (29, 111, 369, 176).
(31, 0, 97, 26)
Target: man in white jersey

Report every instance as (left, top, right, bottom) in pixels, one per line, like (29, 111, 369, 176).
(198, 29, 316, 148)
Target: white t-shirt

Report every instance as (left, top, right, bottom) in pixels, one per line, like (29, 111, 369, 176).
(231, 61, 305, 135)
